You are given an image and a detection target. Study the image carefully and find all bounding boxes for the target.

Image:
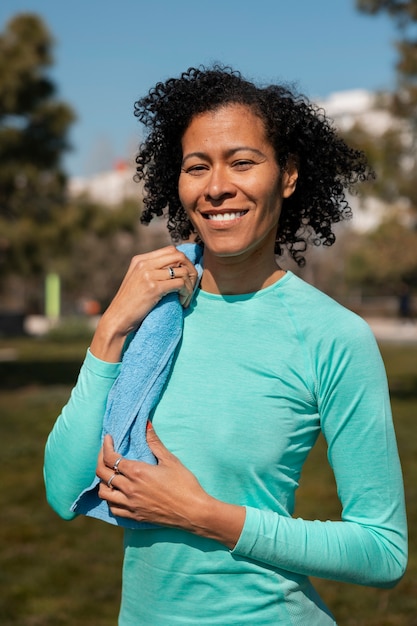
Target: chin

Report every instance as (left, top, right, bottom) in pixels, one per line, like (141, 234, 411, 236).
(203, 241, 257, 259)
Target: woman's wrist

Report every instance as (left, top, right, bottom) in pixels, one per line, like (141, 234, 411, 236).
(90, 316, 129, 363)
(191, 495, 246, 550)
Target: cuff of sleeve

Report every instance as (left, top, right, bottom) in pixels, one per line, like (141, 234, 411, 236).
(84, 348, 122, 379)
(231, 506, 263, 557)
(231, 506, 283, 565)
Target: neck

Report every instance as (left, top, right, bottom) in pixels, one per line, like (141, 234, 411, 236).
(200, 248, 285, 295)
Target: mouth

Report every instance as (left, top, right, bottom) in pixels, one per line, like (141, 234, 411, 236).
(202, 210, 248, 221)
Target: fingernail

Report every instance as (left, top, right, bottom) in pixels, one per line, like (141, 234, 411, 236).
(146, 420, 153, 430)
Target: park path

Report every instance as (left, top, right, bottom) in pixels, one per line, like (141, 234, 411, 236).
(366, 317, 417, 344)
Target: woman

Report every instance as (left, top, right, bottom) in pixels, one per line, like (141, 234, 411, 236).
(44, 66, 407, 625)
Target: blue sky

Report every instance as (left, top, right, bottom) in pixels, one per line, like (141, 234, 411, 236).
(1, 0, 398, 177)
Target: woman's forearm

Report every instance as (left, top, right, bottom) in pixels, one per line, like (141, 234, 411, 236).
(90, 314, 128, 362)
(189, 495, 246, 550)
(44, 350, 120, 519)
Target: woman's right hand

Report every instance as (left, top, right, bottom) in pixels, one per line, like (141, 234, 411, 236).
(90, 245, 199, 362)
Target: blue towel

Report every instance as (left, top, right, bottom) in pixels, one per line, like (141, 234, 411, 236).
(71, 243, 203, 528)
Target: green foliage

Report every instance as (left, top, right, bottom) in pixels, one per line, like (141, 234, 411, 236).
(357, 1, 417, 124)
(0, 14, 75, 222)
(356, 1, 417, 191)
(339, 116, 417, 291)
(0, 13, 76, 297)
(56, 198, 147, 309)
(335, 1, 417, 294)
(0, 190, 151, 313)
(345, 216, 417, 288)
(0, 337, 416, 624)
(341, 121, 410, 203)
(0, 13, 154, 312)
(357, 0, 417, 19)
(46, 317, 95, 342)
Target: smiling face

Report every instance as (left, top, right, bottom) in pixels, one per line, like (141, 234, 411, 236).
(178, 104, 298, 267)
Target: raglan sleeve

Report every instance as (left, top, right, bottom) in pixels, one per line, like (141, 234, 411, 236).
(44, 348, 121, 520)
(232, 316, 407, 587)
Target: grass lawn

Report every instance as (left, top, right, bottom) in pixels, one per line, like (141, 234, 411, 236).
(0, 337, 416, 625)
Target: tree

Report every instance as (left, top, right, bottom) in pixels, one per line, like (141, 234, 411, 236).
(0, 13, 164, 317)
(345, 216, 417, 289)
(55, 198, 168, 312)
(329, 2, 417, 295)
(0, 13, 75, 219)
(357, 1, 417, 116)
(356, 1, 417, 180)
(340, 115, 416, 207)
(0, 13, 75, 278)
(0, 13, 77, 313)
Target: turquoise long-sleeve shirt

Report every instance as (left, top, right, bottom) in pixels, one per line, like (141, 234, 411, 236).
(44, 272, 407, 625)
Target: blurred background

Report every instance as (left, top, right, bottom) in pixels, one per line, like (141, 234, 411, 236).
(1, 0, 417, 327)
(0, 1, 416, 625)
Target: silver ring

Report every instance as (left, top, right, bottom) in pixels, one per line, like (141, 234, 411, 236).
(113, 457, 123, 473)
(107, 473, 117, 488)
(168, 266, 175, 279)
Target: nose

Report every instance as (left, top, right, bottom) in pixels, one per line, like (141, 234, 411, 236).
(205, 165, 236, 202)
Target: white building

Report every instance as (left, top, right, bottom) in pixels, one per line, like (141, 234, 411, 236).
(68, 159, 139, 206)
(317, 89, 393, 135)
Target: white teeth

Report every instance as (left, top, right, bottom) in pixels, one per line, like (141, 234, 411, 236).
(207, 211, 246, 221)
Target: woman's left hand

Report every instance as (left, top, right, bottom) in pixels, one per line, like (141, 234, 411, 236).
(96, 425, 211, 531)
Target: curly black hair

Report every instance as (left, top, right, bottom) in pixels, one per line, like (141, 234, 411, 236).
(134, 65, 374, 266)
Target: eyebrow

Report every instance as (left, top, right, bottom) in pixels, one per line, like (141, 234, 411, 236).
(181, 146, 266, 166)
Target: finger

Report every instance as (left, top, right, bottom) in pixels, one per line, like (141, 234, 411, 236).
(106, 472, 119, 490)
(138, 245, 184, 265)
(179, 275, 198, 308)
(98, 461, 128, 493)
(105, 498, 149, 523)
(106, 503, 135, 519)
(161, 268, 198, 307)
(96, 444, 106, 473)
(149, 246, 197, 275)
(161, 262, 198, 283)
(102, 434, 116, 464)
(124, 248, 195, 296)
(102, 435, 128, 476)
(98, 474, 124, 499)
(147, 264, 197, 303)
(145, 421, 172, 462)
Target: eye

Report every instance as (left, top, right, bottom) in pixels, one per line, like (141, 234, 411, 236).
(232, 159, 255, 170)
(183, 164, 208, 176)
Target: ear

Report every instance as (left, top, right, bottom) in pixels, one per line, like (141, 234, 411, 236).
(281, 155, 298, 199)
